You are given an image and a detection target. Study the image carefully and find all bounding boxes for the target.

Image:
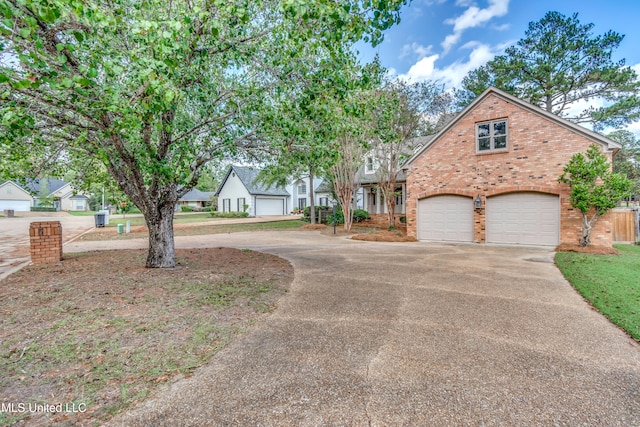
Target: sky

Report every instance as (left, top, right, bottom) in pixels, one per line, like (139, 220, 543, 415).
(356, 0, 640, 134)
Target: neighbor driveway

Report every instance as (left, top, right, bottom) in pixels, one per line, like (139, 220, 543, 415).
(0, 212, 94, 280)
(66, 232, 639, 426)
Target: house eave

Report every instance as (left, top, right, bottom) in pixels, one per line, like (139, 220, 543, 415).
(403, 86, 622, 169)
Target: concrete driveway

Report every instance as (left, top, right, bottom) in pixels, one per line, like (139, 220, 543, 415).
(66, 231, 640, 426)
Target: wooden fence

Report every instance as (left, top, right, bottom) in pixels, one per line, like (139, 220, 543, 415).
(611, 209, 639, 243)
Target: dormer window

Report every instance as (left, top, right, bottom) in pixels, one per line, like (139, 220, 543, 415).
(477, 119, 508, 153)
(365, 156, 376, 174)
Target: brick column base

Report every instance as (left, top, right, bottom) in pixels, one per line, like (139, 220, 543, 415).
(29, 221, 62, 264)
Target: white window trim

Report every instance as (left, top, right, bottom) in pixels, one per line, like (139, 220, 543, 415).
(365, 156, 377, 174)
(476, 119, 508, 154)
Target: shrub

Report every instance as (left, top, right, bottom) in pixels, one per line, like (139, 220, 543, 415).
(211, 211, 249, 218)
(30, 206, 57, 212)
(352, 209, 370, 223)
(180, 205, 194, 212)
(399, 216, 406, 223)
(303, 205, 331, 223)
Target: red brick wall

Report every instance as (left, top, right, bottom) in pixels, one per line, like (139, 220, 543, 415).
(406, 93, 614, 246)
(29, 221, 62, 264)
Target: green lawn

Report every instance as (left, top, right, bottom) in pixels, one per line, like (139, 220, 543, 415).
(555, 245, 640, 341)
(67, 211, 98, 216)
(105, 213, 219, 227)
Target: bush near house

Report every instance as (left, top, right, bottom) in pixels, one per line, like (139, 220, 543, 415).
(181, 206, 194, 212)
(303, 206, 369, 224)
(352, 209, 370, 223)
(211, 212, 249, 218)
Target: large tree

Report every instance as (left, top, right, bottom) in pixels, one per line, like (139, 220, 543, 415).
(371, 79, 445, 228)
(607, 130, 640, 196)
(0, 0, 406, 267)
(459, 11, 640, 130)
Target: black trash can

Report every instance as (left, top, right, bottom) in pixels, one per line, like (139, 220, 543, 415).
(94, 213, 106, 228)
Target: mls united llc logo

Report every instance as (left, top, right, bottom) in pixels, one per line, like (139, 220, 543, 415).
(1, 402, 87, 413)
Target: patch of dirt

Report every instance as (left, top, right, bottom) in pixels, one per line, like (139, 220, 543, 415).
(301, 224, 327, 230)
(0, 248, 293, 426)
(556, 243, 620, 255)
(351, 230, 418, 242)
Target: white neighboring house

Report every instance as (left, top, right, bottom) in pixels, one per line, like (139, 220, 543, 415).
(0, 178, 89, 212)
(178, 188, 215, 210)
(286, 176, 335, 211)
(0, 180, 34, 211)
(216, 165, 290, 216)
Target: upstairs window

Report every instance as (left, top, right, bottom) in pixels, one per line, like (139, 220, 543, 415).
(365, 156, 376, 174)
(477, 119, 508, 153)
(298, 182, 306, 195)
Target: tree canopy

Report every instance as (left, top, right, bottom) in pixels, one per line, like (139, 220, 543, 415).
(558, 144, 633, 246)
(0, 0, 407, 267)
(607, 130, 640, 195)
(458, 11, 640, 130)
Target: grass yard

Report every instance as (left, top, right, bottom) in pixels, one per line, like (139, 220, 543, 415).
(0, 248, 293, 426)
(79, 219, 305, 241)
(103, 212, 220, 227)
(556, 244, 640, 341)
(67, 211, 98, 216)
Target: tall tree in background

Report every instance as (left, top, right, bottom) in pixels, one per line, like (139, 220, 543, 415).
(371, 80, 445, 228)
(329, 88, 376, 231)
(0, 0, 406, 267)
(459, 11, 640, 130)
(607, 130, 640, 195)
(259, 50, 369, 224)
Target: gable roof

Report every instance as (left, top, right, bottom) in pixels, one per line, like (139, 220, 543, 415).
(216, 165, 290, 197)
(0, 180, 33, 198)
(405, 86, 622, 167)
(180, 188, 215, 201)
(24, 178, 69, 196)
(315, 179, 333, 194)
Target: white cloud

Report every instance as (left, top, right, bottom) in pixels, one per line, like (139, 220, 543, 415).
(398, 42, 503, 88)
(442, 0, 509, 54)
(399, 42, 433, 60)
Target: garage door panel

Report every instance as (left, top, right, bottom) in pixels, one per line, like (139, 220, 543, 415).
(0, 200, 31, 211)
(255, 198, 285, 216)
(486, 193, 559, 246)
(418, 196, 473, 242)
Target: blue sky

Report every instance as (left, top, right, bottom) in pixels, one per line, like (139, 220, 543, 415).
(357, 0, 640, 133)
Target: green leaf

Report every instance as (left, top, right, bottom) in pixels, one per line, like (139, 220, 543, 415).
(19, 27, 31, 38)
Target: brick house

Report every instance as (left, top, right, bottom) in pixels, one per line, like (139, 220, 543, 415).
(404, 87, 621, 247)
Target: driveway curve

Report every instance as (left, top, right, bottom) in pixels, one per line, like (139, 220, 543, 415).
(65, 231, 640, 426)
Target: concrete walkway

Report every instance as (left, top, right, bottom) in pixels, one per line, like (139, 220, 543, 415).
(64, 231, 640, 426)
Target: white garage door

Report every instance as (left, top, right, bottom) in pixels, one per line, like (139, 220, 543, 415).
(255, 197, 286, 216)
(418, 195, 474, 242)
(486, 193, 559, 246)
(0, 200, 31, 211)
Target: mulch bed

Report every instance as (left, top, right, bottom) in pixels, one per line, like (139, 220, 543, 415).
(351, 230, 418, 242)
(555, 243, 620, 255)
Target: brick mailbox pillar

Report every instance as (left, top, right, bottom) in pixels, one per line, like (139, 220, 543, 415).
(29, 221, 62, 264)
